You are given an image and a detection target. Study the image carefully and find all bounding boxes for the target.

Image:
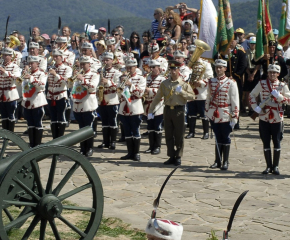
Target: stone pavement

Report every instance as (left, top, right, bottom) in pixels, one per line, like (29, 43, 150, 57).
(9, 115, 290, 239)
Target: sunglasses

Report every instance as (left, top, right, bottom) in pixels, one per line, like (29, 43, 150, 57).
(168, 17, 174, 20)
(181, 42, 187, 44)
(113, 34, 119, 36)
(154, 13, 159, 15)
(132, 36, 139, 39)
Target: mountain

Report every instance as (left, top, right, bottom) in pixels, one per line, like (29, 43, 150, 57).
(0, 0, 283, 41)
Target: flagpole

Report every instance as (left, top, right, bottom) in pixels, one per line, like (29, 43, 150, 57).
(262, 0, 269, 67)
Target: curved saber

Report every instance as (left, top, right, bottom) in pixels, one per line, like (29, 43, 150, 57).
(223, 190, 249, 239)
(4, 16, 10, 43)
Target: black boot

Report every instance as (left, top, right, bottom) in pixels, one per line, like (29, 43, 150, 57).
(28, 128, 35, 148)
(65, 108, 71, 127)
(85, 137, 94, 157)
(152, 132, 162, 155)
(57, 123, 66, 138)
(144, 131, 154, 153)
(164, 157, 175, 165)
(120, 138, 134, 160)
(210, 144, 223, 168)
(98, 127, 110, 148)
(201, 119, 209, 140)
(272, 149, 281, 175)
(133, 138, 141, 161)
(109, 128, 117, 150)
(51, 123, 58, 139)
(92, 118, 98, 138)
(185, 117, 196, 139)
(34, 128, 43, 147)
(80, 141, 86, 155)
(8, 121, 15, 132)
(2, 119, 9, 130)
(262, 149, 272, 174)
(221, 145, 230, 170)
(118, 124, 125, 142)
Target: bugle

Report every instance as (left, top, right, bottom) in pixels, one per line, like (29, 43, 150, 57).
(67, 69, 84, 83)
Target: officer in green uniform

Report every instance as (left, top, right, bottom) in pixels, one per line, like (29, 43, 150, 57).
(148, 60, 195, 166)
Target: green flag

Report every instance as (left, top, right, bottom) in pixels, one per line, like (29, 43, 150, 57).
(278, 0, 290, 46)
(254, 0, 275, 61)
(214, 0, 234, 56)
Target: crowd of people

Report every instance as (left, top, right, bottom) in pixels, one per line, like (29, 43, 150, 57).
(1, 2, 290, 239)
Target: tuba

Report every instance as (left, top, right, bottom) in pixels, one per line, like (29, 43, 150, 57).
(8, 36, 21, 49)
(187, 39, 211, 90)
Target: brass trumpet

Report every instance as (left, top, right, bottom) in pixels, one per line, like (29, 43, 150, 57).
(67, 69, 84, 83)
(117, 72, 131, 93)
(17, 68, 31, 82)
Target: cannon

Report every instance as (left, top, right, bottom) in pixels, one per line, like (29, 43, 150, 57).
(0, 127, 104, 240)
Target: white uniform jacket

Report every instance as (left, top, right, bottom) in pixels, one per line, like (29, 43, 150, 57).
(21, 69, 48, 109)
(249, 79, 290, 123)
(68, 69, 99, 112)
(61, 49, 75, 67)
(117, 72, 146, 116)
(190, 59, 214, 101)
(97, 67, 122, 106)
(46, 63, 72, 101)
(143, 74, 166, 116)
(205, 75, 239, 123)
(179, 64, 191, 82)
(12, 50, 22, 67)
(0, 61, 21, 102)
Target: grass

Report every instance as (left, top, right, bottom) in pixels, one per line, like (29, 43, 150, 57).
(3, 201, 146, 240)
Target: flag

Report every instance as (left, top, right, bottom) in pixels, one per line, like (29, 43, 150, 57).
(214, 0, 234, 57)
(278, 0, 290, 46)
(254, 0, 275, 61)
(198, 0, 217, 61)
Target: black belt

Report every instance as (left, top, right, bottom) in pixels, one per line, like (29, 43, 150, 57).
(165, 105, 184, 110)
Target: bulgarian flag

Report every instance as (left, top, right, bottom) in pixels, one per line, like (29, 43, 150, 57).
(213, 0, 234, 56)
(254, 0, 275, 61)
(278, 0, 290, 46)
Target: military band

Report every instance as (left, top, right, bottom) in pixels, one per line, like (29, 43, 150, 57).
(1, 22, 289, 176)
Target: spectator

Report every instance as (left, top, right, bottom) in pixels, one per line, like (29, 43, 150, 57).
(173, 2, 198, 20)
(182, 19, 198, 37)
(10, 30, 19, 38)
(142, 30, 151, 53)
(152, 8, 166, 39)
(14, 35, 28, 58)
(70, 33, 80, 59)
(111, 28, 121, 45)
(98, 27, 106, 40)
(192, 32, 198, 44)
(32, 27, 41, 40)
(165, 10, 182, 42)
(41, 34, 51, 46)
(130, 32, 143, 57)
(96, 40, 107, 60)
(179, 37, 188, 56)
(116, 25, 127, 42)
(38, 42, 48, 56)
(90, 29, 99, 51)
(62, 26, 71, 40)
(236, 28, 249, 50)
(273, 29, 279, 42)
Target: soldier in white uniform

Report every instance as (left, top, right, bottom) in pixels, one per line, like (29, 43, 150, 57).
(68, 56, 99, 156)
(250, 64, 290, 175)
(24, 42, 47, 72)
(141, 43, 168, 76)
(140, 54, 151, 76)
(118, 58, 146, 161)
(47, 49, 72, 139)
(97, 52, 122, 149)
(186, 48, 214, 139)
(21, 56, 48, 147)
(206, 59, 239, 170)
(0, 48, 21, 131)
(173, 50, 191, 82)
(105, 37, 125, 70)
(143, 59, 166, 155)
(56, 36, 75, 67)
(81, 42, 102, 73)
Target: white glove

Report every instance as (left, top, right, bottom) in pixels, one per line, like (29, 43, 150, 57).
(254, 106, 262, 114)
(271, 90, 280, 98)
(230, 121, 235, 129)
(148, 113, 154, 120)
(175, 85, 182, 93)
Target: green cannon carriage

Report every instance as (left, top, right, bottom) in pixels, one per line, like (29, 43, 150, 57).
(0, 127, 104, 239)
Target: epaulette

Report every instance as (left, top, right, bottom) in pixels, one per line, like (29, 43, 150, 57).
(236, 44, 245, 53)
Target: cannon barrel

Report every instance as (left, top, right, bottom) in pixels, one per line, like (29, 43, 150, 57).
(0, 126, 93, 180)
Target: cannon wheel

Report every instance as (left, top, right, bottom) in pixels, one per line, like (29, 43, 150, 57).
(0, 145, 104, 240)
(0, 130, 29, 160)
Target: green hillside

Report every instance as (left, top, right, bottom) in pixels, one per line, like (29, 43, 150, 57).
(0, 0, 283, 40)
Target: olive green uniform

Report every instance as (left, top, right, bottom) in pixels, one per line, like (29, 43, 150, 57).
(149, 77, 195, 158)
